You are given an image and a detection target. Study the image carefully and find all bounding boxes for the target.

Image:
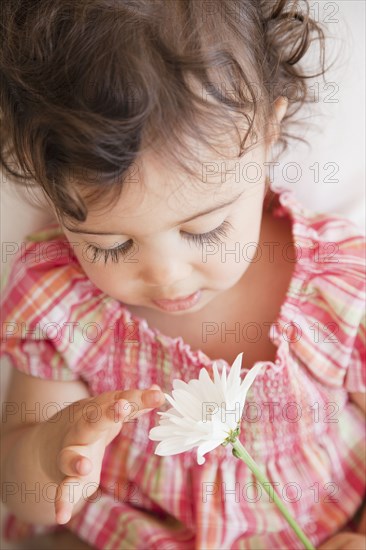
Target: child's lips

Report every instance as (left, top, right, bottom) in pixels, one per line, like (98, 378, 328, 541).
(152, 290, 202, 311)
(154, 291, 196, 301)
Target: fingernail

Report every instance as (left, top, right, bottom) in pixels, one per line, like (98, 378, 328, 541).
(146, 389, 163, 404)
(57, 510, 70, 524)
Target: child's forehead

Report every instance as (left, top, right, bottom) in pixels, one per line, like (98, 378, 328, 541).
(62, 128, 266, 231)
(136, 129, 263, 187)
(67, 149, 253, 232)
(85, 164, 239, 220)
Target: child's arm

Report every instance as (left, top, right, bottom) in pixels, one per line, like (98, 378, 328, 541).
(317, 391, 366, 548)
(1, 368, 165, 525)
(318, 391, 366, 549)
(1, 369, 91, 523)
(349, 391, 366, 535)
(349, 391, 366, 415)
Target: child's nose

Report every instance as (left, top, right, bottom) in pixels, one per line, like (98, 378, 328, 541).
(140, 256, 192, 288)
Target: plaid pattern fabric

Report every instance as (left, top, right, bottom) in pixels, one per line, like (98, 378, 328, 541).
(1, 188, 365, 549)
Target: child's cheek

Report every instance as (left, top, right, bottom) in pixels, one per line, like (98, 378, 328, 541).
(202, 246, 251, 288)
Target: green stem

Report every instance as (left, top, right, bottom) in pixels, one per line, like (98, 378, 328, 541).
(231, 439, 315, 550)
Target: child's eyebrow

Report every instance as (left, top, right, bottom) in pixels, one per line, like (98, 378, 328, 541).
(64, 189, 245, 235)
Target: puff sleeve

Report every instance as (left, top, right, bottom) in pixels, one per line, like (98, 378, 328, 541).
(0, 229, 110, 383)
(345, 311, 366, 393)
(285, 211, 366, 393)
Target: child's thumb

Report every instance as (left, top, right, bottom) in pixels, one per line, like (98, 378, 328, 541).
(149, 383, 162, 391)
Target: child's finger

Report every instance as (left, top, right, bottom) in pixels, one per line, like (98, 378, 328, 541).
(72, 390, 164, 444)
(54, 475, 83, 525)
(98, 387, 165, 412)
(142, 387, 166, 407)
(72, 397, 130, 443)
(111, 387, 165, 411)
(57, 446, 93, 477)
(112, 389, 165, 420)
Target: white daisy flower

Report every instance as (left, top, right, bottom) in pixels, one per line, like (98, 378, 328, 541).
(148, 353, 265, 465)
(148, 352, 315, 550)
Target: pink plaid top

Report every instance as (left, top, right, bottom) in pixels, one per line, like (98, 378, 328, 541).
(1, 187, 365, 549)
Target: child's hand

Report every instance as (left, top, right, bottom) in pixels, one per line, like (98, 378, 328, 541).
(318, 532, 366, 549)
(37, 385, 165, 525)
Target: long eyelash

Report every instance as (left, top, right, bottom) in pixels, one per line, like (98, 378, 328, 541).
(85, 241, 134, 265)
(181, 220, 233, 247)
(85, 220, 233, 265)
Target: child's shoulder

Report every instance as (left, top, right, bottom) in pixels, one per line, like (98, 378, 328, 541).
(274, 187, 365, 279)
(1, 223, 99, 323)
(275, 188, 365, 391)
(0, 223, 121, 381)
(269, 188, 365, 325)
(273, 186, 365, 237)
(281, 187, 365, 314)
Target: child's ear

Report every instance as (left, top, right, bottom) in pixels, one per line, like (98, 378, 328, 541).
(267, 96, 288, 146)
(274, 96, 288, 124)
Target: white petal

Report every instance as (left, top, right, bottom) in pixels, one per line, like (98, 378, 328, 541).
(196, 439, 223, 465)
(171, 389, 205, 420)
(185, 379, 204, 400)
(212, 361, 221, 386)
(149, 427, 176, 440)
(220, 363, 227, 394)
(212, 363, 226, 402)
(239, 361, 267, 403)
(226, 353, 243, 391)
(154, 437, 196, 456)
(191, 419, 216, 434)
(198, 419, 229, 442)
(198, 368, 218, 397)
(164, 393, 196, 420)
(166, 414, 199, 431)
(199, 369, 226, 406)
(157, 408, 181, 418)
(184, 434, 209, 445)
(172, 379, 190, 392)
(198, 367, 212, 384)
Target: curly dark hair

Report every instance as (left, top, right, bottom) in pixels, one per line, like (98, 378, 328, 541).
(0, 0, 329, 223)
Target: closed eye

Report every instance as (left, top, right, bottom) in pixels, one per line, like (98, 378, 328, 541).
(84, 240, 135, 265)
(180, 219, 233, 247)
(85, 219, 233, 265)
